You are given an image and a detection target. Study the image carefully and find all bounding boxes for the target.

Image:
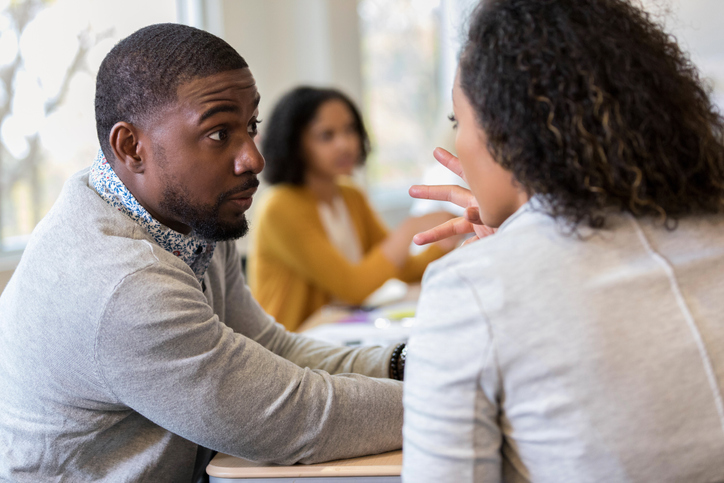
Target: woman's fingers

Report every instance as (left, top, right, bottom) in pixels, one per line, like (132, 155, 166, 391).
(412, 211, 496, 246)
(412, 216, 475, 245)
(409, 184, 475, 209)
(407, 148, 488, 246)
(473, 224, 497, 239)
(432, 147, 466, 180)
(464, 206, 482, 224)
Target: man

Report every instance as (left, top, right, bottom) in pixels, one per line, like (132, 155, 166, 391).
(0, 24, 404, 482)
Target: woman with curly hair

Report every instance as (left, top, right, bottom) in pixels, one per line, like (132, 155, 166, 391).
(402, 0, 724, 481)
(248, 87, 457, 331)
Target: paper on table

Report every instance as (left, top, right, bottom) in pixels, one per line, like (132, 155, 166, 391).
(302, 301, 417, 347)
(361, 279, 409, 309)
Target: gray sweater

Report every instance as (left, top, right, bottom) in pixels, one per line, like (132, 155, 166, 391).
(0, 169, 402, 482)
(403, 200, 724, 482)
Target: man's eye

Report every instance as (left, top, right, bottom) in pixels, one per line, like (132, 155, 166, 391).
(209, 130, 227, 141)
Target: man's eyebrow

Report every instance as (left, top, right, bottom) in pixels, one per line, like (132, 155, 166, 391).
(198, 105, 241, 124)
(197, 93, 261, 125)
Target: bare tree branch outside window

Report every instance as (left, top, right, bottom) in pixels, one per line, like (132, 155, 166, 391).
(0, 0, 113, 254)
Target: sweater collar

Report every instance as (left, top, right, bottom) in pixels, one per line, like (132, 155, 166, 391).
(89, 150, 215, 284)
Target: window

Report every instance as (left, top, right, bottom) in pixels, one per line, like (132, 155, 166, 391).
(357, 0, 479, 224)
(358, 0, 441, 184)
(358, 0, 444, 223)
(0, 0, 178, 258)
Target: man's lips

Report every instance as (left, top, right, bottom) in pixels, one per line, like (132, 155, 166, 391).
(223, 184, 258, 211)
(226, 186, 258, 201)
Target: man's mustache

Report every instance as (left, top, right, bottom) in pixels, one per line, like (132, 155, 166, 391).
(219, 176, 260, 202)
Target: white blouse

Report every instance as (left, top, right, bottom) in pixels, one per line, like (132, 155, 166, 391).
(317, 195, 363, 264)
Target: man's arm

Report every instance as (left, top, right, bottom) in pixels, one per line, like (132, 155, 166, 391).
(95, 261, 402, 465)
(216, 240, 398, 378)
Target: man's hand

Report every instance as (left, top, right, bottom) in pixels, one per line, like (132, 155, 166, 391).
(409, 148, 496, 246)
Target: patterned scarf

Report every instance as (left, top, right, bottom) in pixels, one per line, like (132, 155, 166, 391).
(89, 149, 215, 284)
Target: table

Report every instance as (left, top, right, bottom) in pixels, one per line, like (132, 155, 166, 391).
(207, 450, 402, 482)
(297, 282, 421, 347)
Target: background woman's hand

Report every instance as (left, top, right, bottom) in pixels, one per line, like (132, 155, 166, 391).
(409, 147, 496, 246)
(383, 210, 459, 267)
(401, 210, 464, 252)
(403, 210, 457, 235)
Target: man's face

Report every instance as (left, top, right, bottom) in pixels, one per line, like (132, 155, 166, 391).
(138, 68, 263, 240)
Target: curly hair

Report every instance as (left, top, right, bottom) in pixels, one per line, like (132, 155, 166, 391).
(95, 23, 248, 162)
(459, 0, 724, 229)
(261, 86, 370, 186)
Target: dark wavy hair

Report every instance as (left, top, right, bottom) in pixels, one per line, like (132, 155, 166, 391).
(459, 0, 724, 228)
(261, 86, 370, 185)
(95, 23, 248, 162)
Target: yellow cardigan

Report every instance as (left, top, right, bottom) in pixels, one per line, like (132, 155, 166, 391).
(248, 182, 445, 331)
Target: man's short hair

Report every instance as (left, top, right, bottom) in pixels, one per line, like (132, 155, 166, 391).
(95, 23, 248, 161)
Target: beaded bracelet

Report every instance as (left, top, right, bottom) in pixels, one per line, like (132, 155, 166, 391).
(389, 342, 407, 381)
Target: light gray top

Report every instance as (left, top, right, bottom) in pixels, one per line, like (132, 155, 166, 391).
(402, 199, 724, 483)
(0, 169, 402, 482)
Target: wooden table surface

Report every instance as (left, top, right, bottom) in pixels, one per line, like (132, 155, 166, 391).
(207, 450, 402, 479)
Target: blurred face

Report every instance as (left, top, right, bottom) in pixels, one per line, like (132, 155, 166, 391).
(301, 99, 362, 181)
(137, 68, 264, 240)
(452, 72, 528, 227)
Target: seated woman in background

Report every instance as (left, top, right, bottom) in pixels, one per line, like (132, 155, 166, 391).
(248, 87, 456, 331)
(402, 0, 724, 481)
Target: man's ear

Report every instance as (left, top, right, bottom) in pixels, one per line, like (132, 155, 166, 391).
(109, 122, 145, 174)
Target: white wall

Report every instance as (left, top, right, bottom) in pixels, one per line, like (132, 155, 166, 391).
(221, 0, 362, 122)
(641, 0, 724, 110)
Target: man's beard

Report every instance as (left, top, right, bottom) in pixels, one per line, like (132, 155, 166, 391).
(159, 177, 258, 241)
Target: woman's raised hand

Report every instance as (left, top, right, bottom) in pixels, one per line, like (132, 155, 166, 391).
(409, 148, 496, 246)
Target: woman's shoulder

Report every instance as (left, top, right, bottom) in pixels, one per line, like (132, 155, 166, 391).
(432, 207, 724, 286)
(423, 206, 571, 282)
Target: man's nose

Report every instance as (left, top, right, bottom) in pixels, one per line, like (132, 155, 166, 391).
(234, 140, 265, 175)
